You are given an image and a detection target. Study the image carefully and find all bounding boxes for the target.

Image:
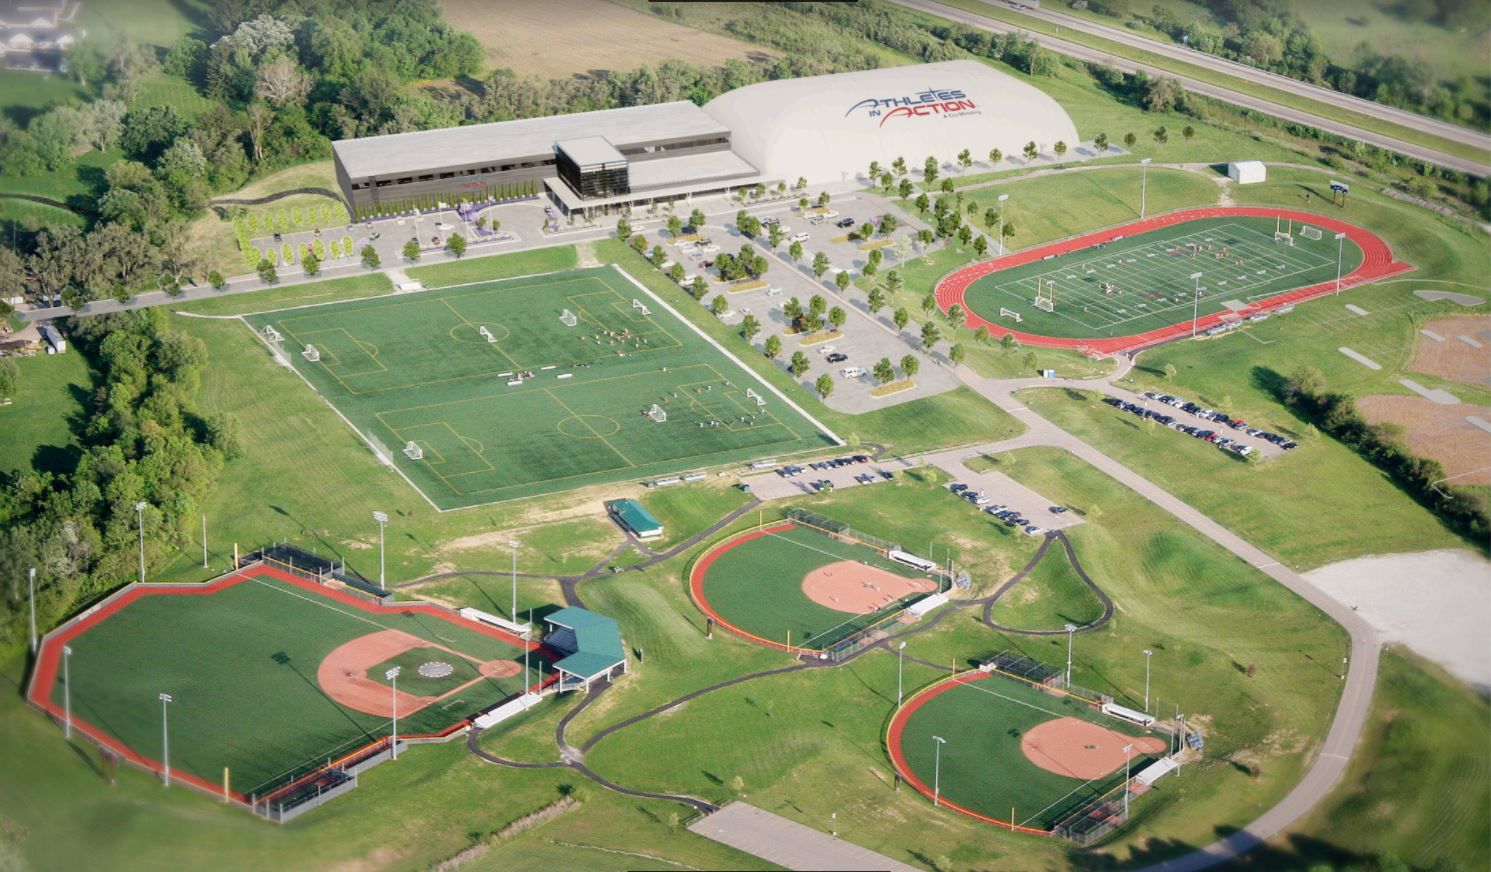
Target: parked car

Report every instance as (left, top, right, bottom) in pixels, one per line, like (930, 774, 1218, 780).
(761, 216, 780, 226)
(835, 217, 855, 228)
(826, 352, 848, 364)
(949, 483, 969, 493)
(790, 232, 810, 243)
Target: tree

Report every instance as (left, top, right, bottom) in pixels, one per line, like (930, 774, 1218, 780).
(244, 100, 272, 164)
(900, 354, 919, 380)
(1182, 125, 1195, 141)
(403, 238, 421, 261)
(795, 176, 807, 190)
(940, 178, 954, 194)
(741, 314, 761, 341)
(946, 303, 965, 326)
(834, 270, 850, 292)
(989, 147, 1003, 165)
(783, 297, 803, 322)
(446, 233, 467, 258)
(208, 270, 226, 290)
(885, 270, 903, 295)
(1153, 126, 1169, 146)
(1123, 132, 1137, 149)
(0, 359, 18, 400)
(616, 217, 631, 239)
(691, 276, 708, 299)
(812, 252, 831, 279)
(859, 222, 874, 240)
(949, 343, 967, 365)
(667, 262, 685, 283)
(651, 244, 665, 264)
(892, 156, 906, 177)
(1143, 77, 1185, 113)
(867, 287, 887, 314)
(789, 351, 810, 377)
(764, 334, 782, 359)
(1094, 132, 1110, 153)
(1023, 141, 1038, 161)
(257, 257, 278, 284)
(878, 214, 898, 236)
(973, 235, 988, 256)
(1002, 221, 1017, 243)
(923, 155, 938, 183)
(828, 307, 847, 333)
(361, 244, 381, 270)
(893, 308, 909, 330)
(868, 159, 880, 181)
(914, 193, 930, 214)
(302, 250, 321, 276)
(816, 191, 831, 208)
(957, 225, 973, 246)
(974, 325, 991, 346)
(1053, 141, 1067, 161)
(957, 148, 972, 170)
(873, 357, 895, 384)
(254, 55, 311, 107)
(768, 223, 784, 249)
(667, 215, 682, 237)
(1001, 332, 1018, 351)
(711, 295, 729, 316)
(921, 321, 941, 350)
(815, 373, 834, 399)
(898, 178, 913, 200)
(920, 293, 937, 316)
(689, 208, 706, 231)
(1023, 350, 1038, 371)
(789, 240, 804, 262)
(808, 295, 827, 319)
(879, 171, 893, 192)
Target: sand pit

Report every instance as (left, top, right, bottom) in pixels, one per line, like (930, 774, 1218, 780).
(1357, 394, 1491, 483)
(801, 560, 936, 614)
(1020, 717, 1168, 780)
(1306, 549, 1491, 693)
(1411, 314, 1491, 388)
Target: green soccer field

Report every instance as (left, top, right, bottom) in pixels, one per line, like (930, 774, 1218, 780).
(47, 569, 538, 797)
(962, 216, 1364, 339)
(242, 266, 833, 509)
(692, 522, 935, 650)
(895, 673, 1161, 831)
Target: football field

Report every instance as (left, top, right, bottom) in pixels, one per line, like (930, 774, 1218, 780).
(244, 266, 834, 509)
(959, 216, 1364, 339)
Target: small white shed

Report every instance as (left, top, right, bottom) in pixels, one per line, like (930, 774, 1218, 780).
(1227, 160, 1266, 185)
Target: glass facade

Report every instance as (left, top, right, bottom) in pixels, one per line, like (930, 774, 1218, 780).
(556, 148, 630, 199)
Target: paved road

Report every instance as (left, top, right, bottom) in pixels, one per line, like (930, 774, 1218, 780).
(1000, 1, 1489, 155)
(951, 367, 1380, 872)
(690, 802, 919, 872)
(888, 0, 1488, 176)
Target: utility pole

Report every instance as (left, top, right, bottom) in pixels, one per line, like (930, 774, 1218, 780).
(373, 511, 388, 590)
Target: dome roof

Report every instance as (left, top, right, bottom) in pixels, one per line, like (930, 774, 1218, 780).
(704, 60, 1079, 185)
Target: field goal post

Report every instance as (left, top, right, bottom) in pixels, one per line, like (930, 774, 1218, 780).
(1033, 278, 1055, 313)
(1299, 225, 1323, 241)
(560, 309, 578, 327)
(403, 441, 423, 460)
(1274, 216, 1294, 245)
(647, 403, 667, 423)
(999, 307, 1023, 323)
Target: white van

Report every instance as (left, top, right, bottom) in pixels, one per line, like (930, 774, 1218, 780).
(840, 366, 865, 378)
(790, 232, 810, 243)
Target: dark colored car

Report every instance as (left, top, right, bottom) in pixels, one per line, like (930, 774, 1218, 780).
(826, 352, 848, 364)
(836, 217, 855, 228)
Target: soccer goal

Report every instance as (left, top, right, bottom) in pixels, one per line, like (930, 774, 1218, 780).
(999, 307, 1023, 323)
(745, 388, 766, 407)
(560, 309, 578, 327)
(1299, 225, 1323, 241)
(261, 325, 283, 343)
(647, 403, 667, 423)
(478, 326, 497, 343)
(403, 441, 423, 460)
(632, 298, 652, 316)
(302, 344, 320, 362)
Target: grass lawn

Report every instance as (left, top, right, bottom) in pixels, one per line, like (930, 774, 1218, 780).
(0, 349, 91, 476)
(174, 272, 395, 317)
(82, 0, 205, 47)
(636, 479, 753, 552)
(406, 245, 580, 287)
(988, 539, 1107, 631)
(1273, 649, 1490, 871)
(243, 266, 832, 508)
(0, 71, 84, 122)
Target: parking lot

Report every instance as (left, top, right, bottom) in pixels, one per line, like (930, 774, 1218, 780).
(740, 454, 907, 501)
(1102, 389, 1294, 459)
(920, 451, 1085, 534)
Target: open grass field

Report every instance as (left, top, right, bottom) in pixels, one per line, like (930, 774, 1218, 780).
(690, 520, 939, 651)
(891, 671, 1165, 832)
(440, 0, 770, 80)
(243, 266, 833, 509)
(959, 214, 1364, 340)
(29, 565, 541, 799)
(988, 540, 1107, 631)
(0, 349, 90, 476)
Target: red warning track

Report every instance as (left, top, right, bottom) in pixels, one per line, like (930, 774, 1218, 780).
(935, 206, 1412, 355)
(688, 523, 802, 653)
(26, 564, 557, 805)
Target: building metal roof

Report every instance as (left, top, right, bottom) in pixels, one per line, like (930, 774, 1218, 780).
(607, 498, 663, 535)
(555, 135, 626, 168)
(545, 606, 625, 679)
(332, 101, 728, 180)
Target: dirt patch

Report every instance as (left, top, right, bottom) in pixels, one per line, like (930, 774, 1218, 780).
(1357, 394, 1491, 483)
(317, 629, 436, 718)
(800, 560, 936, 614)
(439, 0, 770, 80)
(1411, 314, 1491, 388)
(479, 660, 522, 679)
(1020, 717, 1168, 780)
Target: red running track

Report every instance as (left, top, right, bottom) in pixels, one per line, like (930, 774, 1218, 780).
(26, 564, 557, 804)
(935, 206, 1413, 355)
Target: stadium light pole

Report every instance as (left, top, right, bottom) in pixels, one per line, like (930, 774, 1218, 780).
(62, 645, 73, 739)
(158, 692, 172, 787)
(1139, 158, 1152, 218)
(135, 501, 147, 582)
(202, 515, 208, 570)
(508, 539, 519, 623)
(932, 735, 947, 806)
(372, 511, 388, 590)
(1064, 623, 1077, 688)
(1142, 649, 1153, 713)
(897, 641, 907, 706)
(27, 567, 36, 654)
(1334, 232, 1347, 294)
(386, 666, 401, 760)
(996, 194, 1009, 256)
(1122, 743, 1134, 817)
(1189, 272, 1204, 338)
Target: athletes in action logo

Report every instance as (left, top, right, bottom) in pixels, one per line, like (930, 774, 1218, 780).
(845, 87, 980, 126)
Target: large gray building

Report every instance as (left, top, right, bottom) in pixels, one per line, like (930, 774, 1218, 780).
(331, 101, 764, 218)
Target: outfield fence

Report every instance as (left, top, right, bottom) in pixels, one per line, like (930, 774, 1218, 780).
(785, 508, 902, 555)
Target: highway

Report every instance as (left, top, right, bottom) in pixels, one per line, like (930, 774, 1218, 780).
(888, 0, 1489, 177)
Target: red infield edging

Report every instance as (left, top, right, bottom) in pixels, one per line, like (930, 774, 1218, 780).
(688, 522, 805, 654)
(936, 206, 1413, 354)
(26, 564, 558, 805)
(886, 671, 1053, 835)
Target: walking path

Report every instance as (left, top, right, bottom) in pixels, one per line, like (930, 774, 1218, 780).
(690, 802, 919, 872)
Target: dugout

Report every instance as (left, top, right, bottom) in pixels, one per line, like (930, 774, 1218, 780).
(544, 607, 627, 692)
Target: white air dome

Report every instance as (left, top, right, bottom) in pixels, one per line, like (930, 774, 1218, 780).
(704, 60, 1080, 185)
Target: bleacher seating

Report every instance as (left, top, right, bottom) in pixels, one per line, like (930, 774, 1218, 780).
(546, 626, 578, 654)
